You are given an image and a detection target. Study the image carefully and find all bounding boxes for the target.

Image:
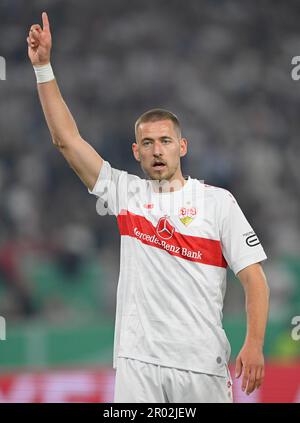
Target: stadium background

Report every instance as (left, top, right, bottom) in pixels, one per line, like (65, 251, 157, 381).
(0, 0, 299, 403)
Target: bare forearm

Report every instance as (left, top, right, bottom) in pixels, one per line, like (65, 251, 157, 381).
(244, 272, 269, 347)
(27, 14, 103, 191)
(37, 79, 80, 147)
(236, 264, 269, 394)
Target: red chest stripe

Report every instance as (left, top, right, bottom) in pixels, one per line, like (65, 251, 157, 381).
(117, 210, 227, 268)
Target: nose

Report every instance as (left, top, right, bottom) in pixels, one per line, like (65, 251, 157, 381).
(153, 140, 163, 157)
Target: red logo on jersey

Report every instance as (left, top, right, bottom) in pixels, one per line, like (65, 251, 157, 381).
(156, 216, 175, 240)
(179, 207, 197, 226)
(143, 203, 154, 209)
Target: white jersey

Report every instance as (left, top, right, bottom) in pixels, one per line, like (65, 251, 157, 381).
(88, 160, 267, 377)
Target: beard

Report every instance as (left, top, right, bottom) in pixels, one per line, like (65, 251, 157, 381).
(143, 163, 180, 183)
(145, 165, 171, 181)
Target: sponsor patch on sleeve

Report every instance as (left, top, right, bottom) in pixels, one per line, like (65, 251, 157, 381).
(243, 231, 261, 247)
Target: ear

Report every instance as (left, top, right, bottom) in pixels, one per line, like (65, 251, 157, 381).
(132, 142, 140, 162)
(179, 138, 188, 157)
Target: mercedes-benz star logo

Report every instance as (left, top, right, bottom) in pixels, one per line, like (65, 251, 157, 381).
(156, 216, 175, 240)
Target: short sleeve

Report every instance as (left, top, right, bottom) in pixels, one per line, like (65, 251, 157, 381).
(88, 160, 141, 216)
(219, 190, 267, 275)
(88, 160, 127, 216)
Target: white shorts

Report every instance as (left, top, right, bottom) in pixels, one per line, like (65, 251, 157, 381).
(114, 357, 233, 403)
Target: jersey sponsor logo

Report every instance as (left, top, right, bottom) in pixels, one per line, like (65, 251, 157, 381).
(117, 210, 227, 267)
(133, 228, 180, 253)
(156, 216, 175, 240)
(179, 207, 197, 226)
(134, 227, 202, 259)
(244, 231, 261, 247)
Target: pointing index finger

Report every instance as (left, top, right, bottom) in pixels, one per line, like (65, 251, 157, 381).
(42, 11, 50, 31)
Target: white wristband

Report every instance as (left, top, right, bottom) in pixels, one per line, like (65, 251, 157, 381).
(33, 63, 55, 83)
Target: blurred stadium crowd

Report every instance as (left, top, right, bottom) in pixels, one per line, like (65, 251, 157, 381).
(0, 0, 299, 363)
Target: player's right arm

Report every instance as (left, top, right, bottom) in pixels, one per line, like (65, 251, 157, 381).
(27, 12, 102, 192)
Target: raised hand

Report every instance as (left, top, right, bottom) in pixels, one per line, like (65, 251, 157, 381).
(27, 12, 52, 66)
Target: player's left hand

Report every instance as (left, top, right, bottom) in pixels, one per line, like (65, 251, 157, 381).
(235, 341, 265, 395)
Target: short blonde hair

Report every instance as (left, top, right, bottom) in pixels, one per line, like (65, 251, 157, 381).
(135, 108, 182, 139)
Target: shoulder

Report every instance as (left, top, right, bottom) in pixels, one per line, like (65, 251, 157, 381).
(103, 160, 145, 184)
(200, 182, 237, 205)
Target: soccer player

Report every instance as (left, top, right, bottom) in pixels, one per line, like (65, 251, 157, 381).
(27, 13, 270, 403)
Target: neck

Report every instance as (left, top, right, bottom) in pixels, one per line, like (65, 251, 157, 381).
(150, 172, 187, 193)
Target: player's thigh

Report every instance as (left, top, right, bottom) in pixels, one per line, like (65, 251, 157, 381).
(114, 357, 166, 403)
(164, 367, 233, 403)
(188, 372, 233, 403)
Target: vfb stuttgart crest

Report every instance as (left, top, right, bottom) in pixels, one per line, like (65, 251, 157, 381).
(179, 207, 197, 226)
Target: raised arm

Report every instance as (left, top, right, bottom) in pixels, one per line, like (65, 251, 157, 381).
(27, 12, 103, 191)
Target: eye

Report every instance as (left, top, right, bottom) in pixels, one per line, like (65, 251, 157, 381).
(162, 139, 171, 144)
(143, 140, 151, 146)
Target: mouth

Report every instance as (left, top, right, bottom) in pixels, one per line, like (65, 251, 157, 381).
(152, 161, 166, 171)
